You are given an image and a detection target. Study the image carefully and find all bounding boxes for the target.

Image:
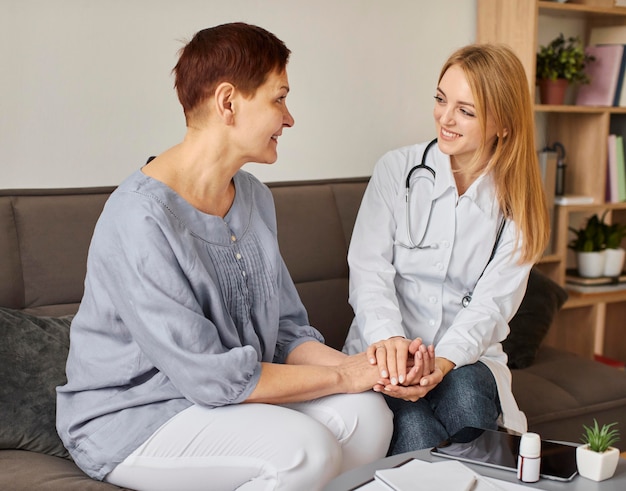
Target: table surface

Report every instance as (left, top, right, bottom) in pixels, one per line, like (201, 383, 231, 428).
(323, 448, 626, 491)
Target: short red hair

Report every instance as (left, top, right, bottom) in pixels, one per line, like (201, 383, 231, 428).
(173, 23, 291, 120)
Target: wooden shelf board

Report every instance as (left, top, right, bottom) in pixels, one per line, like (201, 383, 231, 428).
(564, 288, 626, 308)
(536, 105, 626, 114)
(556, 202, 626, 213)
(539, 1, 626, 17)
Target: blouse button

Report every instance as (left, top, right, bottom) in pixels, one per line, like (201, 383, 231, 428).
(231, 235, 236, 242)
(436, 262, 444, 271)
(429, 296, 437, 304)
(441, 240, 450, 248)
(236, 253, 242, 260)
(429, 319, 436, 326)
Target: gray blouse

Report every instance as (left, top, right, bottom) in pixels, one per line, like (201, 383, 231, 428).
(56, 169, 323, 480)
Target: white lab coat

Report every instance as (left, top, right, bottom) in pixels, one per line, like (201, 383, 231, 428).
(343, 141, 531, 434)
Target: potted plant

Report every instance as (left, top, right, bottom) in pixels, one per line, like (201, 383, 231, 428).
(603, 219, 626, 277)
(576, 419, 620, 481)
(536, 33, 594, 105)
(568, 214, 606, 277)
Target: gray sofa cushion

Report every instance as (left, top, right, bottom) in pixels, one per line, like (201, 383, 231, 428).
(503, 269, 568, 369)
(0, 307, 71, 459)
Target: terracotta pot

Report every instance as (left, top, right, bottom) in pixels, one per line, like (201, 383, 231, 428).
(538, 78, 568, 105)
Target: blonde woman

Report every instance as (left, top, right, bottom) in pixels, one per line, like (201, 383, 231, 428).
(344, 44, 549, 454)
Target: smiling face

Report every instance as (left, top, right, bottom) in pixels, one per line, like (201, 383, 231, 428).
(433, 64, 498, 171)
(231, 68, 294, 165)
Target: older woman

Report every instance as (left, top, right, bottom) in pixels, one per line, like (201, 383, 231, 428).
(57, 23, 392, 491)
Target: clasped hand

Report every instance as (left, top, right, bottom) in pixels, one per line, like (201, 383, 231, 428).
(367, 337, 441, 402)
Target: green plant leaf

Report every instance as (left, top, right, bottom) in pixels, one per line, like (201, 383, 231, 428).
(581, 419, 620, 453)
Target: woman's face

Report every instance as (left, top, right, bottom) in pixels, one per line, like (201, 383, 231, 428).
(232, 68, 294, 165)
(433, 64, 498, 170)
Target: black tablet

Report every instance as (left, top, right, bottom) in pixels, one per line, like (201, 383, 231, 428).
(430, 427, 578, 482)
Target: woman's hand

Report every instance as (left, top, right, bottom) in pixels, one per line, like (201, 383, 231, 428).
(367, 336, 435, 387)
(336, 352, 391, 393)
(367, 336, 416, 386)
(404, 339, 435, 386)
(382, 356, 454, 402)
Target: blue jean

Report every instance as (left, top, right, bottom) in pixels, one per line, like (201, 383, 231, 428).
(384, 361, 501, 455)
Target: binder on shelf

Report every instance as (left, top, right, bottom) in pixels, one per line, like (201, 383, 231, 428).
(617, 135, 626, 202)
(554, 195, 594, 205)
(608, 134, 620, 203)
(614, 47, 626, 106)
(576, 45, 624, 107)
(538, 149, 558, 254)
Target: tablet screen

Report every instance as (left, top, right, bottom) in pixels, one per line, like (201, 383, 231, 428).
(430, 427, 578, 481)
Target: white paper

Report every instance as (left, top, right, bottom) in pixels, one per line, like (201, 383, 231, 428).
(368, 459, 547, 491)
(374, 459, 477, 490)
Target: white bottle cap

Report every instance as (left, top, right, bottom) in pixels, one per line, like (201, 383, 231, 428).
(519, 432, 541, 458)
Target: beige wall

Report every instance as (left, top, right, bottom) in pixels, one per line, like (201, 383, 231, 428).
(1, 0, 476, 188)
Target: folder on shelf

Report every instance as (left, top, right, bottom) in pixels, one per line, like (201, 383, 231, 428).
(538, 150, 557, 254)
(608, 134, 619, 203)
(576, 45, 624, 107)
(617, 135, 626, 202)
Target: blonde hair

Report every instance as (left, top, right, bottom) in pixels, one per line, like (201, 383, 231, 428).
(438, 44, 549, 264)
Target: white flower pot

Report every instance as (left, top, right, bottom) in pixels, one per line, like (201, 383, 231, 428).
(577, 251, 606, 278)
(603, 248, 626, 277)
(576, 445, 620, 481)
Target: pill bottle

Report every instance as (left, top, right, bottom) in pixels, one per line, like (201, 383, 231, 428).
(517, 432, 541, 483)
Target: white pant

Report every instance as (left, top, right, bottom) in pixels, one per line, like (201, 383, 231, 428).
(105, 391, 392, 491)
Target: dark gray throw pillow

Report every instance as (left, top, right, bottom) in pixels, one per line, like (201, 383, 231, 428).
(503, 268, 568, 369)
(0, 307, 72, 458)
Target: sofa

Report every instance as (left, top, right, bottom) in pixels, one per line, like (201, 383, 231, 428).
(1, 177, 626, 490)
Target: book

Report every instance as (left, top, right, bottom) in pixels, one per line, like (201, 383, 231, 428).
(607, 134, 619, 202)
(576, 45, 624, 106)
(566, 282, 626, 294)
(588, 26, 626, 106)
(589, 25, 626, 46)
(566, 269, 626, 286)
(617, 135, 626, 201)
(374, 459, 478, 491)
(614, 46, 626, 106)
(554, 195, 594, 205)
(538, 150, 558, 254)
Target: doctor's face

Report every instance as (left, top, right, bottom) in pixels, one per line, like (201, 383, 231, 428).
(433, 64, 498, 170)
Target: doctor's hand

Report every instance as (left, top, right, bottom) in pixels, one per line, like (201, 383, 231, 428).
(381, 356, 453, 402)
(367, 336, 423, 387)
(382, 362, 443, 402)
(405, 339, 435, 386)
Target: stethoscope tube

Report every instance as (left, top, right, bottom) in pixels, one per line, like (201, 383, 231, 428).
(401, 138, 438, 249)
(400, 137, 506, 308)
(405, 138, 438, 189)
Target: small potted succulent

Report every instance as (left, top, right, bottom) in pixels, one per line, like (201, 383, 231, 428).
(576, 419, 621, 481)
(568, 214, 606, 277)
(536, 33, 594, 105)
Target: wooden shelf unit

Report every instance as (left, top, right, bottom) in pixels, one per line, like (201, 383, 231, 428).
(477, 0, 626, 362)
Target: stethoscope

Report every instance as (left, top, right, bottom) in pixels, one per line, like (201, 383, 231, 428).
(395, 138, 506, 308)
